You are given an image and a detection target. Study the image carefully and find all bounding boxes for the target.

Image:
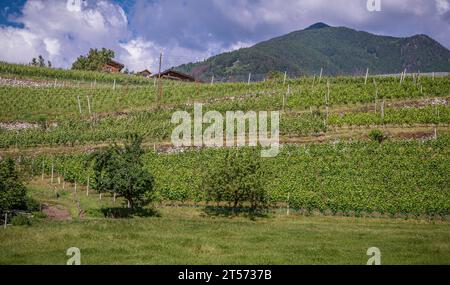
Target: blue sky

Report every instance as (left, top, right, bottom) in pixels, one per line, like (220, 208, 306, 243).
(0, 0, 449, 72)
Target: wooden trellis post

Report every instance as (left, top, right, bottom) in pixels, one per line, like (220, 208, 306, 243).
(62, 169, 66, 190)
(364, 68, 369, 85)
(41, 161, 45, 180)
(86, 177, 89, 196)
(326, 80, 330, 104)
(77, 96, 82, 114)
(287, 193, 290, 216)
(86, 96, 91, 115)
(51, 162, 54, 184)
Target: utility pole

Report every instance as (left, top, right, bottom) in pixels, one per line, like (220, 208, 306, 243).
(157, 52, 163, 103)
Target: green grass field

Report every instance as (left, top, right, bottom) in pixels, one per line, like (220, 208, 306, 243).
(0, 181, 449, 265)
(1, 207, 449, 265)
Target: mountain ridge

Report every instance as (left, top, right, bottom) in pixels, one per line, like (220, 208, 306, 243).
(174, 23, 450, 81)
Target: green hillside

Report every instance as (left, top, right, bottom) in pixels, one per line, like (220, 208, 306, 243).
(175, 23, 450, 81)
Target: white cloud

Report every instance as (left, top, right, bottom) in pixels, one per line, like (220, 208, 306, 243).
(43, 38, 61, 56)
(0, 0, 130, 68)
(0, 0, 449, 73)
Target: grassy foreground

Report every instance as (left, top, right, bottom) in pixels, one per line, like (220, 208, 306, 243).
(0, 207, 449, 265)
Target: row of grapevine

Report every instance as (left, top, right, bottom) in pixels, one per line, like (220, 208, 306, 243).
(15, 135, 450, 216)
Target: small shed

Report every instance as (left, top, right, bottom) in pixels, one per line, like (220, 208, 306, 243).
(102, 60, 124, 73)
(153, 70, 196, 82)
(137, 69, 152, 78)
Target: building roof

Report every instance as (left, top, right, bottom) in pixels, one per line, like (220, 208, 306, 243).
(105, 59, 124, 70)
(137, 69, 152, 75)
(153, 69, 196, 81)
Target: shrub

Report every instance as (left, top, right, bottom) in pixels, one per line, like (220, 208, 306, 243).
(368, 129, 385, 143)
(11, 214, 32, 226)
(203, 148, 269, 213)
(0, 158, 28, 213)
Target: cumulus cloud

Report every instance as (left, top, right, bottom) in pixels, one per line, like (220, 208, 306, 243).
(0, 0, 131, 68)
(0, 0, 449, 72)
(130, 0, 450, 50)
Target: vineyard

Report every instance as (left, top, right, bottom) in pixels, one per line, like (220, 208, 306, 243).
(11, 135, 449, 217)
(0, 61, 449, 217)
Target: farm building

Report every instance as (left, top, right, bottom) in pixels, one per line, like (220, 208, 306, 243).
(136, 69, 152, 77)
(102, 60, 124, 73)
(153, 70, 196, 82)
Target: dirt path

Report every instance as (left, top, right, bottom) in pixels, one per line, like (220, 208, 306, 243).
(42, 203, 71, 221)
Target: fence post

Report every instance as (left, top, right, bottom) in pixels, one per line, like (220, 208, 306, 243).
(326, 80, 330, 104)
(86, 96, 91, 115)
(247, 73, 251, 85)
(283, 71, 287, 85)
(86, 177, 89, 196)
(211, 75, 214, 85)
(51, 162, 54, 184)
(63, 169, 66, 190)
(287, 193, 290, 216)
(319, 68, 323, 82)
(113, 79, 116, 90)
(364, 68, 369, 85)
(41, 161, 45, 180)
(4, 213, 7, 229)
(77, 95, 82, 114)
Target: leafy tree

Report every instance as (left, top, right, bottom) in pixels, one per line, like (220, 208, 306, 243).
(38, 55, 45, 67)
(203, 148, 269, 212)
(30, 58, 38, 67)
(30, 55, 51, 68)
(91, 135, 155, 210)
(72, 48, 115, 71)
(0, 158, 28, 213)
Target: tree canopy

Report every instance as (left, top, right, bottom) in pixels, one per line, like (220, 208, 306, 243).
(91, 135, 155, 210)
(0, 158, 28, 213)
(30, 55, 51, 68)
(71, 48, 115, 71)
(203, 148, 269, 212)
